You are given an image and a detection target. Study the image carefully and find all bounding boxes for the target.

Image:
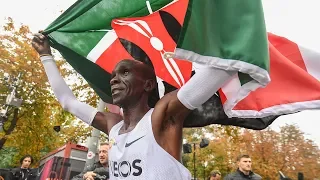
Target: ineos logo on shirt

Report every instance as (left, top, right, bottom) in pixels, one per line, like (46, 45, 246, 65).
(110, 159, 143, 178)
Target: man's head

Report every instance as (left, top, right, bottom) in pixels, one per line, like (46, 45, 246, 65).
(99, 143, 110, 165)
(209, 170, 221, 180)
(110, 59, 156, 107)
(20, 155, 33, 169)
(237, 154, 252, 173)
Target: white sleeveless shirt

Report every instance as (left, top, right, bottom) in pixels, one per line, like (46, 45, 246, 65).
(108, 108, 191, 180)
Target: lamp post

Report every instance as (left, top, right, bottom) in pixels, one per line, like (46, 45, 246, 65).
(203, 161, 208, 180)
(183, 138, 209, 180)
(85, 99, 105, 167)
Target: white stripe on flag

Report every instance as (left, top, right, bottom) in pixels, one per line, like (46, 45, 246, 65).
(221, 73, 241, 101)
(299, 46, 320, 81)
(87, 31, 118, 63)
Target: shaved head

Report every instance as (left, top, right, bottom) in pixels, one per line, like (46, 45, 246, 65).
(118, 59, 156, 81)
(110, 59, 157, 107)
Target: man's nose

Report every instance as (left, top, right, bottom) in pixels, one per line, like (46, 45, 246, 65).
(110, 74, 120, 85)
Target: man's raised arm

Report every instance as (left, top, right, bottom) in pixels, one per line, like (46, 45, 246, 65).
(32, 33, 121, 134)
(155, 63, 236, 125)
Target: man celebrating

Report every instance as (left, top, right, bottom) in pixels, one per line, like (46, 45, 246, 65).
(32, 33, 235, 180)
(224, 155, 262, 180)
(72, 143, 110, 180)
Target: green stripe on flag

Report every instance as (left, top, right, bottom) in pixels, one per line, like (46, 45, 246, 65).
(178, 0, 269, 73)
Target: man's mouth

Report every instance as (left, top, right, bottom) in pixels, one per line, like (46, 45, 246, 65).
(111, 87, 123, 95)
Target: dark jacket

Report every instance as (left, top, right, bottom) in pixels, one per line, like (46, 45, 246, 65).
(224, 169, 262, 180)
(8, 167, 37, 180)
(71, 162, 109, 180)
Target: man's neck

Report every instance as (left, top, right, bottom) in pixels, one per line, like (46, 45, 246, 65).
(122, 101, 150, 130)
(238, 168, 250, 175)
(101, 163, 108, 168)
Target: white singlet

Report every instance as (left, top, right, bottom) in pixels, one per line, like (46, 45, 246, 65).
(108, 108, 191, 180)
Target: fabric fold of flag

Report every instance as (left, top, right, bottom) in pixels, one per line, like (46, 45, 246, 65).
(173, 0, 271, 118)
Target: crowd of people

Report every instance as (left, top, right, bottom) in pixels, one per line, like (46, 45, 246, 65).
(2, 148, 292, 180)
(69, 144, 262, 180)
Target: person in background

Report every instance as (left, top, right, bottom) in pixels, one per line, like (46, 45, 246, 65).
(8, 155, 37, 180)
(208, 170, 221, 180)
(72, 143, 110, 180)
(224, 154, 261, 180)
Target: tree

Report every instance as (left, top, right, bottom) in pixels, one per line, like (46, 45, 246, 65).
(182, 124, 320, 179)
(0, 18, 96, 167)
(277, 124, 320, 179)
(182, 126, 241, 178)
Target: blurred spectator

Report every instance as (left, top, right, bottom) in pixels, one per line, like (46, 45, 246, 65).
(224, 154, 261, 180)
(208, 170, 221, 180)
(8, 155, 37, 180)
(72, 142, 109, 180)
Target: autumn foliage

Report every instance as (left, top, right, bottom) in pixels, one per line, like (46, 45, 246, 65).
(183, 124, 320, 179)
(0, 18, 96, 167)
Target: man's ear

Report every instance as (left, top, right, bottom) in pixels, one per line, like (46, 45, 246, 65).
(144, 79, 156, 92)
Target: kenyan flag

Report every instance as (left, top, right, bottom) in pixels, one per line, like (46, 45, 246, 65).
(43, 0, 320, 126)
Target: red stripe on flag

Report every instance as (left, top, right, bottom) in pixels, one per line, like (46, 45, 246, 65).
(233, 39, 320, 111)
(218, 89, 227, 104)
(96, 39, 134, 73)
(268, 33, 307, 71)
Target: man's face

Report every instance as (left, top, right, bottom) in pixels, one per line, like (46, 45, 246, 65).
(110, 60, 148, 106)
(21, 157, 31, 168)
(238, 157, 252, 172)
(99, 145, 109, 165)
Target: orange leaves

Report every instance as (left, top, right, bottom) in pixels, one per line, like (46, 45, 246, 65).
(182, 125, 320, 179)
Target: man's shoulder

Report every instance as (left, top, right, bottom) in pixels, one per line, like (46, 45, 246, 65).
(83, 163, 98, 172)
(10, 167, 20, 173)
(252, 173, 262, 179)
(225, 171, 262, 180)
(224, 172, 239, 179)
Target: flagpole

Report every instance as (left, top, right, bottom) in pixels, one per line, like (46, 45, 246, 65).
(85, 99, 105, 166)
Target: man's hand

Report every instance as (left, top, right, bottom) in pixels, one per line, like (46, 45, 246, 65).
(83, 171, 96, 180)
(31, 32, 52, 56)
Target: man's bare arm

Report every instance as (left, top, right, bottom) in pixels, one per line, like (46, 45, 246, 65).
(92, 112, 122, 134)
(153, 66, 236, 129)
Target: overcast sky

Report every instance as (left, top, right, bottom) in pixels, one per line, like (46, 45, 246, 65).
(0, 0, 319, 146)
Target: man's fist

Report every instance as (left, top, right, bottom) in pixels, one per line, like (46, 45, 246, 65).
(31, 32, 51, 56)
